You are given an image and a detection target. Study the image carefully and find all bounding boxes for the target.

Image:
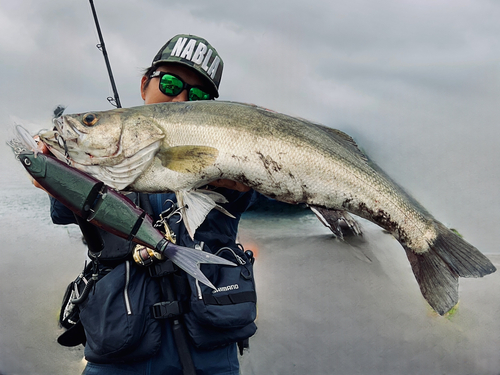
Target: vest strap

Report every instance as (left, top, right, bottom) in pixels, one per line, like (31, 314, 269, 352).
(202, 291, 256, 305)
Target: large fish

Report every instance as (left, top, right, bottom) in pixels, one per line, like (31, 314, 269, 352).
(32, 101, 494, 315)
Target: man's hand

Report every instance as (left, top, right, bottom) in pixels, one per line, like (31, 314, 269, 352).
(31, 137, 52, 195)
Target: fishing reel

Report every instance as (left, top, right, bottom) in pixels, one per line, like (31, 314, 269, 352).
(132, 244, 165, 266)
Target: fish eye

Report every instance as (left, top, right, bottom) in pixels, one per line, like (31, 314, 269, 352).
(82, 113, 98, 126)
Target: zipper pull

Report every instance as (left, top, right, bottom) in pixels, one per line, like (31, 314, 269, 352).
(215, 247, 246, 265)
(234, 254, 246, 265)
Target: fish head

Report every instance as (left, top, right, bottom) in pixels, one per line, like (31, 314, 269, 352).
(38, 106, 165, 190)
(40, 108, 164, 165)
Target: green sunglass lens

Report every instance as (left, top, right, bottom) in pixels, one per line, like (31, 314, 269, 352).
(160, 75, 183, 96)
(189, 87, 211, 101)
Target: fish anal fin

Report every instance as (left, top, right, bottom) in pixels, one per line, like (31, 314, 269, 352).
(159, 145, 219, 173)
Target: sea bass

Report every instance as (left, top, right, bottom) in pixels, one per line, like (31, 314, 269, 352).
(35, 101, 495, 315)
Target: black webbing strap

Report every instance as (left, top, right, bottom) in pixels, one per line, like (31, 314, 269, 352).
(126, 212, 146, 242)
(138, 193, 155, 217)
(159, 277, 196, 375)
(150, 257, 195, 374)
(202, 291, 257, 305)
(171, 319, 196, 375)
(151, 266, 190, 319)
(149, 257, 176, 277)
(152, 300, 189, 319)
(140, 194, 196, 375)
(124, 193, 152, 241)
(74, 214, 103, 254)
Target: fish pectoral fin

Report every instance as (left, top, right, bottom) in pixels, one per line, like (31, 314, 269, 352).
(159, 145, 219, 173)
(77, 140, 161, 191)
(177, 189, 234, 240)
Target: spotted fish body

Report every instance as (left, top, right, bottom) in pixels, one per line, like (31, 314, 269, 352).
(38, 101, 495, 315)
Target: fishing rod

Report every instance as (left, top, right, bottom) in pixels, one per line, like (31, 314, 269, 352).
(74, 1, 122, 258)
(88, 0, 122, 108)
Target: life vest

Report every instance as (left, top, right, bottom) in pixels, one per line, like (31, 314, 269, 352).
(58, 193, 257, 363)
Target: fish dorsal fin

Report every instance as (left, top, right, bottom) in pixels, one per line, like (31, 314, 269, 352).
(159, 145, 219, 173)
(315, 125, 368, 162)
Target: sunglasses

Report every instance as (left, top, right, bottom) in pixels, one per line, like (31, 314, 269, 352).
(150, 71, 212, 101)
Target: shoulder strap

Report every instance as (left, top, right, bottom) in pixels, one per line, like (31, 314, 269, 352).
(139, 193, 155, 217)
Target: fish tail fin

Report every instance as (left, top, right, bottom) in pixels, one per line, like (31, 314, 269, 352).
(405, 221, 496, 315)
(431, 222, 496, 278)
(161, 242, 236, 289)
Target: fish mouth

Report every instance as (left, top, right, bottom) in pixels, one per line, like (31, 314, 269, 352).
(42, 115, 128, 165)
(52, 115, 85, 149)
(39, 116, 98, 164)
(53, 115, 85, 138)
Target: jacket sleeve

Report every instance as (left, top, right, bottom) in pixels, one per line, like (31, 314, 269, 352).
(49, 196, 78, 225)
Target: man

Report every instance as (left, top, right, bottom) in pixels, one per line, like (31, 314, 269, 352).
(48, 34, 256, 375)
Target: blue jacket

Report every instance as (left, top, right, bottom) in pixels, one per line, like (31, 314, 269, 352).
(51, 188, 257, 375)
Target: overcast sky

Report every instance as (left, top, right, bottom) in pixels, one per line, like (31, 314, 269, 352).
(1, 0, 499, 252)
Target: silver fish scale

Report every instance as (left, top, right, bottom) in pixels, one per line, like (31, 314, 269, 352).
(41, 101, 435, 253)
(141, 102, 436, 252)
